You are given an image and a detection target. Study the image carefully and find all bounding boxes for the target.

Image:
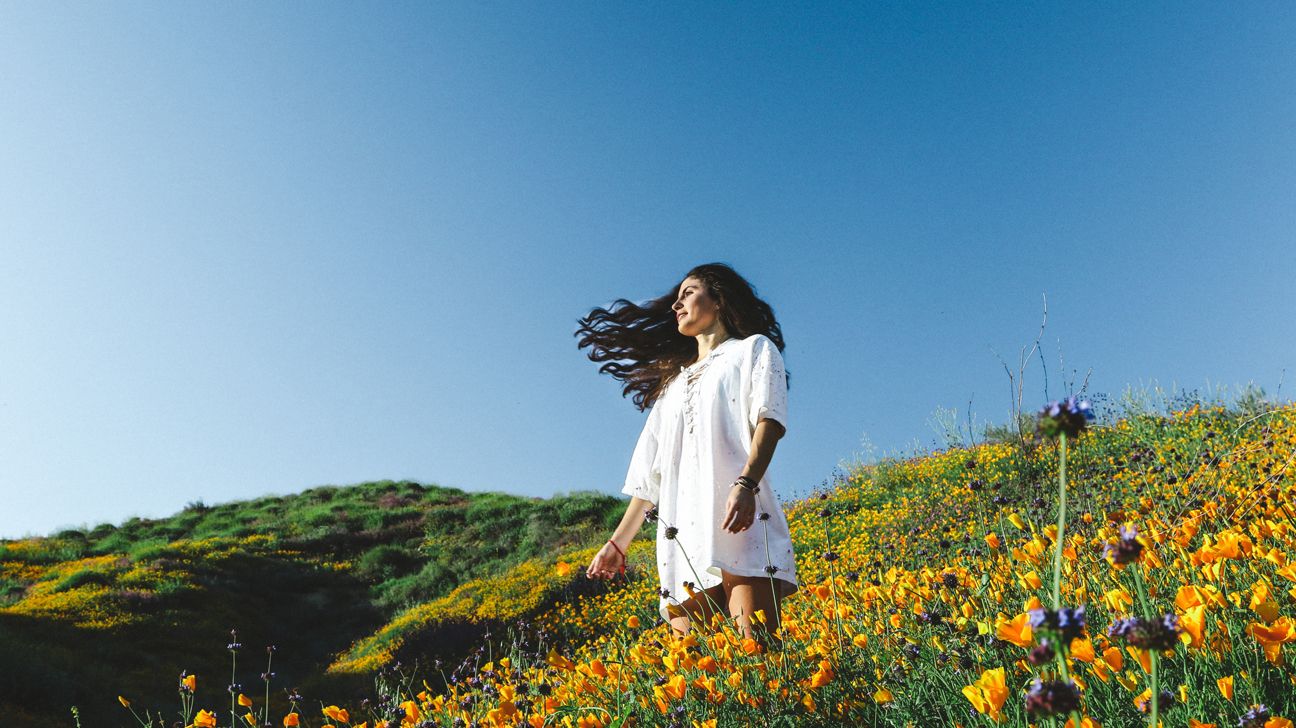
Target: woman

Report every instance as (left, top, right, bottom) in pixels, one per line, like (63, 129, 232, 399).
(576, 263, 799, 647)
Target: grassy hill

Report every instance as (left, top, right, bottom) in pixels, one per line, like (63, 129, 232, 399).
(5, 388, 1295, 727)
(0, 481, 639, 727)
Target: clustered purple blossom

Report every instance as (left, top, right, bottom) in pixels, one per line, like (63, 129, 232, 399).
(1238, 704, 1271, 728)
(1024, 678, 1081, 717)
(1107, 614, 1181, 651)
(1027, 639, 1055, 666)
(1036, 396, 1095, 439)
(1103, 524, 1144, 565)
(1028, 606, 1087, 642)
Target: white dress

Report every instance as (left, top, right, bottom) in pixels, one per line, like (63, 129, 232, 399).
(620, 333, 800, 624)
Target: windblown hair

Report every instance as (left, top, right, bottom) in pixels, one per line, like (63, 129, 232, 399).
(575, 262, 790, 411)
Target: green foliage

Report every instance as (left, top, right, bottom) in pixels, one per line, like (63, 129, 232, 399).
(52, 568, 115, 593)
(355, 544, 422, 584)
(0, 477, 630, 726)
(372, 560, 455, 612)
(0, 577, 26, 606)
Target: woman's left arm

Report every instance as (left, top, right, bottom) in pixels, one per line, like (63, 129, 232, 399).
(741, 418, 785, 484)
(724, 418, 785, 533)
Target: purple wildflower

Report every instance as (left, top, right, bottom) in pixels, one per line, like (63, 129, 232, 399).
(1024, 678, 1082, 717)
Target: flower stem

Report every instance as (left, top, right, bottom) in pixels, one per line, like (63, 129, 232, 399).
(669, 526, 731, 640)
(759, 519, 785, 651)
(230, 649, 237, 728)
(1052, 432, 1068, 610)
(263, 649, 274, 725)
(824, 516, 846, 655)
(1150, 648, 1160, 727)
(1127, 560, 1159, 727)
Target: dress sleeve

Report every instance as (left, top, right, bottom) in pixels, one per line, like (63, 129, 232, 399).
(620, 402, 663, 505)
(748, 335, 788, 431)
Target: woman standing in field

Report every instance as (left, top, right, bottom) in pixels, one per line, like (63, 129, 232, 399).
(576, 263, 799, 647)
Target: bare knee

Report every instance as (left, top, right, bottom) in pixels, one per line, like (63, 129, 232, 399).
(721, 570, 783, 633)
(669, 615, 690, 636)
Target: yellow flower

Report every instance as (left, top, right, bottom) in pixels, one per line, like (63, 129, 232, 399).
(546, 647, 576, 671)
(323, 706, 350, 723)
(1018, 570, 1042, 590)
(238, 694, 254, 708)
(194, 710, 217, 728)
(118, 696, 130, 708)
(1176, 584, 1223, 610)
(807, 660, 834, 689)
(243, 713, 257, 727)
(1217, 675, 1234, 700)
(873, 686, 894, 704)
(626, 615, 640, 628)
(1134, 688, 1152, 713)
(1104, 587, 1134, 614)
(985, 532, 1001, 548)
(1249, 617, 1296, 664)
(659, 674, 687, 700)
(1251, 582, 1280, 623)
(1069, 637, 1096, 663)
(962, 666, 1008, 722)
(1179, 605, 1206, 648)
(283, 713, 300, 727)
(1101, 646, 1124, 672)
(555, 561, 572, 577)
(1008, 513, 1026, 530)
(995, 612, 1033, 649)
(182, 674, 197, 692)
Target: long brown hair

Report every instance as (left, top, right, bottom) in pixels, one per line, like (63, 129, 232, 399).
(575, 263, 790, 411)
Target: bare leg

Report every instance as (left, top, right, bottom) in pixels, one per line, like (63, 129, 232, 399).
(667, 583, 728, 638)
(722, 570, 784, 648)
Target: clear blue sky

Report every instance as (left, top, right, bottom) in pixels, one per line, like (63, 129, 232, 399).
(2, 3, 1293, 539)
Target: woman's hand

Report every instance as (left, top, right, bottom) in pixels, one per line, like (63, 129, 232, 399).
(586, 541, 626, 579)
(722, 484, 757, 533)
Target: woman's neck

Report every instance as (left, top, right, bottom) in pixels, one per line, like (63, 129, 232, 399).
(690, 330, 733, 365)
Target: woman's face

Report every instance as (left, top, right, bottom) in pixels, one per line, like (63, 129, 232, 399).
(672, 276, 721, 336)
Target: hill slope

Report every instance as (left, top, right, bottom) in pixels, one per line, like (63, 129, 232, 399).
(0, 480, 637, 726)
(300, 398, 1296, 727)
(7, 395, 1295, 727)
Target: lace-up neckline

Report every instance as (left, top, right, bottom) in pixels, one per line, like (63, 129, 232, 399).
(679, 337, 739, 434)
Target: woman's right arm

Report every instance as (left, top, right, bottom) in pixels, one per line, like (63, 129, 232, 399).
(587, 496, 653, 579)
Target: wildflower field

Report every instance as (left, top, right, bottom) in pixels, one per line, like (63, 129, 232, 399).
(332, 395, 1293, 728)
(6, 391, 1296, 727)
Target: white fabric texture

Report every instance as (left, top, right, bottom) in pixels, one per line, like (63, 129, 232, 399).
(620, 333, 799, 624)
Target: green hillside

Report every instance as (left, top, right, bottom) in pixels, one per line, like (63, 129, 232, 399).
(0, 480, 639, 727)
(7, 385, 1295, 727)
